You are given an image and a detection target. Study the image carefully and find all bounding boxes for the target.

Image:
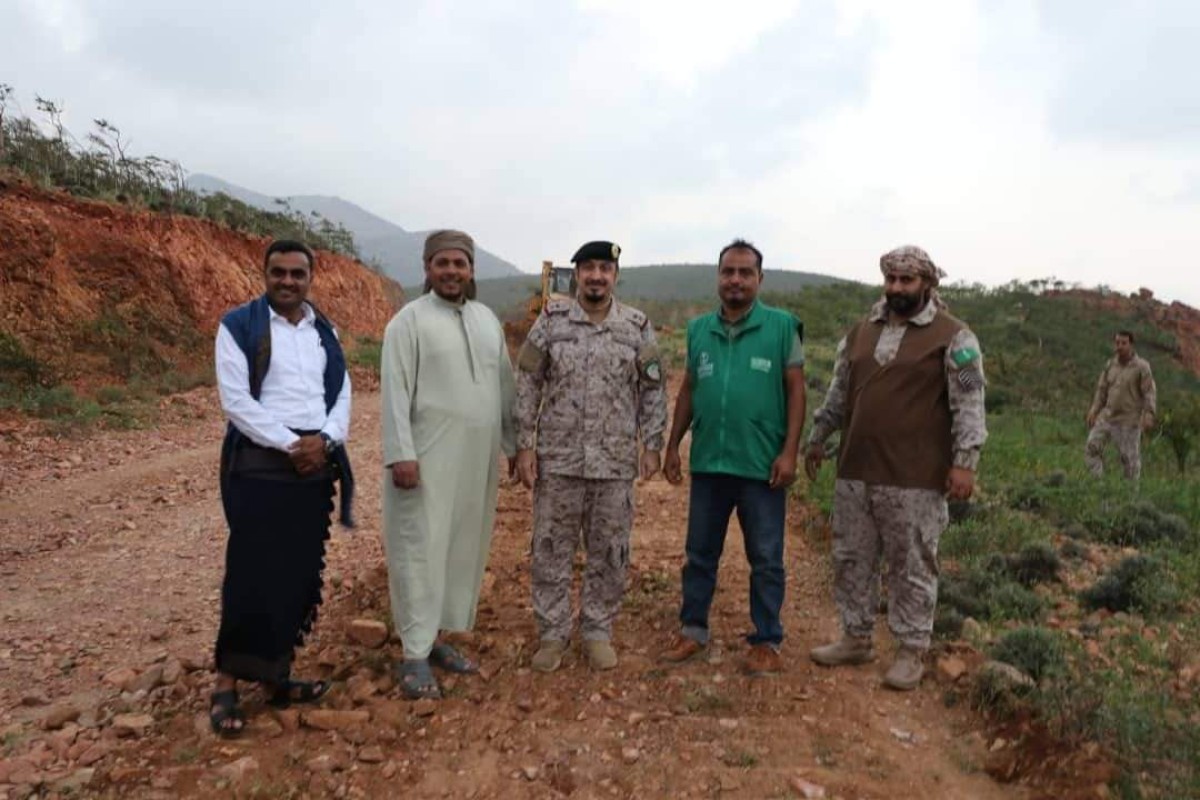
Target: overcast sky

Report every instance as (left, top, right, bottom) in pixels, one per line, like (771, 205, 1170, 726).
(5, 0, 1198, 305)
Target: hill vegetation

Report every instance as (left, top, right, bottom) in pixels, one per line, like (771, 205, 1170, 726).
(0, 84, 360, 257)
(439, 263, 843, 319)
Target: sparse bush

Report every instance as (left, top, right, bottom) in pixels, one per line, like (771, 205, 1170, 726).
(933, 606, 965, 639)
(987, 581, 1046, 622)
(940, 570, 1045, 623)
(1004, 543, 1062, 586)
(1092, 501, 1194, 548)
(991, 627, 1067, 683)
(0, 331, 44, 386)
(1080, 555, 1181, 616)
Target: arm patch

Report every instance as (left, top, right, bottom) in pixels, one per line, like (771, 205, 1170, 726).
(517, 342, 547, 373)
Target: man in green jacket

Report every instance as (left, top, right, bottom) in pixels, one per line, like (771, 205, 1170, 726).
(661, 239, 807, 675)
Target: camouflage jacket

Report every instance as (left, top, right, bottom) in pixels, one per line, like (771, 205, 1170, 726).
(516, 298, 668, 480)
(1088, 355, 1156, 428)
(809, 299, 988, 471)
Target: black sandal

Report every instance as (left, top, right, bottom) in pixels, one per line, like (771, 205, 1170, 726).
(395, 660, 441, 700)
(209, 689, 245, 738)
(266, 678, 332, 709)
(430, 643, 479, 674)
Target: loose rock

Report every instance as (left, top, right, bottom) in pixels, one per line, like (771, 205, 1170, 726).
(347, 619, 389, 648)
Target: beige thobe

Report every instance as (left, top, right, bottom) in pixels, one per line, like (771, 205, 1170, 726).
(380, 293, 516, 660)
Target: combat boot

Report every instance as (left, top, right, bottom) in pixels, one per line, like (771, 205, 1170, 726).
(809, 635, 875, 667)
(531, 640, 568, 673)
(583, 639, 618, 671)
(883, 646, 925, 691)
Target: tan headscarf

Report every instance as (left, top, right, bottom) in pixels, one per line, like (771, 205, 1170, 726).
(880, 245, 948, 310)
(422, 229, 477, 300)
(423, 229, 475, 264)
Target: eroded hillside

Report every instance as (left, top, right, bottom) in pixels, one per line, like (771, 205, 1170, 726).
(0, 180, 403, 389)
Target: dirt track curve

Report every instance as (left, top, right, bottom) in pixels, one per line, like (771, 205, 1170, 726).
(0, 387, 1024, 799)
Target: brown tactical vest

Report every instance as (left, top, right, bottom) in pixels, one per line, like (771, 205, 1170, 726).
(837, 311, 964, 490)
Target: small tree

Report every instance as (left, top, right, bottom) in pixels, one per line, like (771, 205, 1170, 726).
(1159, 395, 1200, 474)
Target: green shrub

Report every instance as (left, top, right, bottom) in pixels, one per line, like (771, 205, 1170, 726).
(940, 570, 1045, 623)
(1005, 543, 1063, 586)
(990, 627, 1067, 683)
(1092, 501, 1193, 548)
(1080, 555, 1181, 616)
(0, 331, 43, 386)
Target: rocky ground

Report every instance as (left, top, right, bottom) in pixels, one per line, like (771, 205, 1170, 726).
(0, 387, 1031, 799)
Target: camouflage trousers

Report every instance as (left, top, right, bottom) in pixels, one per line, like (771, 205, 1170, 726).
(532, 474, 634, 642)
(1085, 420, 1141, 480)
(831, 479, 948, 650)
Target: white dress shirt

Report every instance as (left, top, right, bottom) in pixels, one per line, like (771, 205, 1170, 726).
(215, 303, 352, 452)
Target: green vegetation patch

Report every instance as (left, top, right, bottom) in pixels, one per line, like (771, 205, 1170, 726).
(990, 626, 1068, 683)
(1080, 554, 1181, 617)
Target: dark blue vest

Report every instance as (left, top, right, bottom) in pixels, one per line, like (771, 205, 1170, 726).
(218, 295, 355, 527)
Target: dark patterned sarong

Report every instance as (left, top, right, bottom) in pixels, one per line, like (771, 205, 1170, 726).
(215, 450, 334, 683)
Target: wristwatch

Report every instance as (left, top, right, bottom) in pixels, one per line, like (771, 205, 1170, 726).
(319, 433, 337, 456)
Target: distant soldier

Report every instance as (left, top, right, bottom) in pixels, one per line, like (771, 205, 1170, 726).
(805, 245, 986, 691)
(515, 240, 668, 672)
(1085, 330, 1157, 480)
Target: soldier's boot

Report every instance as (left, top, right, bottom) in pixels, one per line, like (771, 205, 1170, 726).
(883, 646, 925, 691)
(531, 640, 568, 673)
(583, 639, 618, 671)
(809, 635, 875, 667)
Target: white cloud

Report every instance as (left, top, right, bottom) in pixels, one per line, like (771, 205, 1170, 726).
(3, 0, 1198, 306)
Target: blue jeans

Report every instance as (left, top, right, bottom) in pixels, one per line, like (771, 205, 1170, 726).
(679, 473, 787, 646)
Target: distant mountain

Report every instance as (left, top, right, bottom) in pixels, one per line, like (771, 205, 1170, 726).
(186, 174, 521, 284)
(464, 263, 844, 318)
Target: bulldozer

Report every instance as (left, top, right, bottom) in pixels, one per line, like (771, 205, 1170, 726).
(541, 259, 577, 307)
(523, 260, 576, 319)
(506, 260, 578, 349)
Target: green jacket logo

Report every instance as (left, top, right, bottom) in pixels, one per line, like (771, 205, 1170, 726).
(750, 357, 772, 373)
(697, 351, 714, 379)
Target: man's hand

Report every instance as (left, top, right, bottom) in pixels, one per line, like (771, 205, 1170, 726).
(769, 452, 798, 489)
(1086, 411, 1097, 429)
(803, 443, 825, 482)
(516, 449, 537, 490)
(640, 450, 662, 482)
(1141, 414, 1155, 433)
(390, 460, 420, 490)
(288, 435, 327, 476)
(663, 446, 683, 485)
(946, 466, 975, 500)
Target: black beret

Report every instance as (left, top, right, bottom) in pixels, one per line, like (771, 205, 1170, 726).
(571, 240, 621, 264)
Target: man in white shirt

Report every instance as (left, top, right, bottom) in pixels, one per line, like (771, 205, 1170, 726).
(210, 239, 353, 736)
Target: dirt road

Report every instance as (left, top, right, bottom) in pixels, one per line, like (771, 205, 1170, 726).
(0, 389, 1023, 799)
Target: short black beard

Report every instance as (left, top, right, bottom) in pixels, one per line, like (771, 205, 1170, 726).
(886, 292, 921, 315)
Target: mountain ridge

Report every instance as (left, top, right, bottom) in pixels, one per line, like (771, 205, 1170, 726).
(186, 174, 521, 284)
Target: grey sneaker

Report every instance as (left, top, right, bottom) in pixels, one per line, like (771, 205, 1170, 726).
(531, 640, 568, 673)
(883, 646, 925, 691)
(809, 636, 875, 667)
(583, 640, 618, 671)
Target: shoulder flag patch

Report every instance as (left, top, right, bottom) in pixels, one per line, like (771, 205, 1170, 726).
(951, 347, 980, 368)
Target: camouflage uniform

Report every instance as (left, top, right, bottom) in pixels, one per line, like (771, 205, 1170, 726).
(516, 298, 668, 642)
(809, 297, 987, 651)
(1085, 355, 1156, 480)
